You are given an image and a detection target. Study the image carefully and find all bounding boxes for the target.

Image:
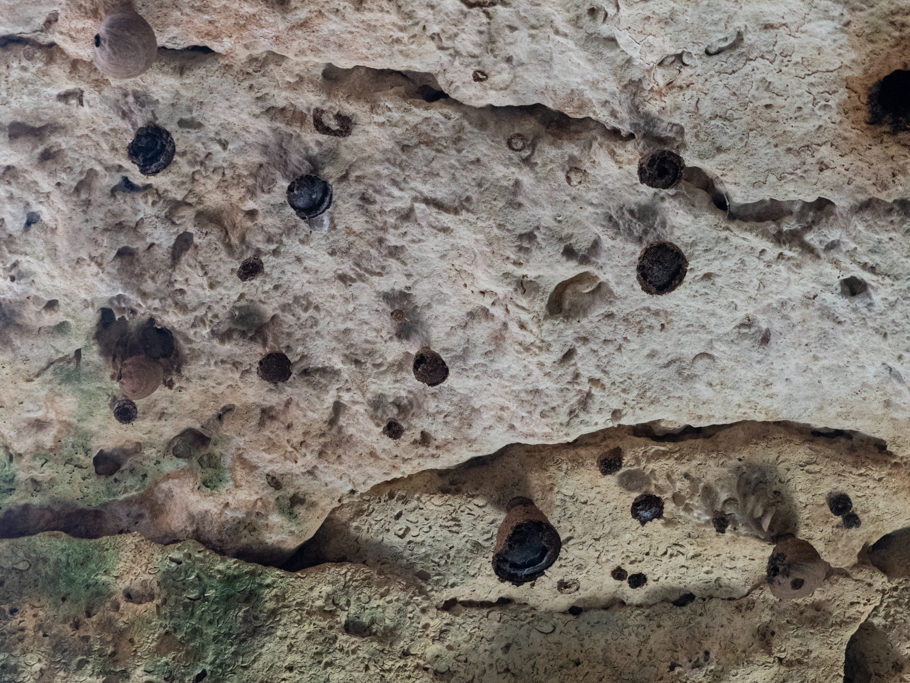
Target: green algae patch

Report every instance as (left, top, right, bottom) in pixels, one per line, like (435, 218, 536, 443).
(26, 535, 117, 615)
(275, 494, 299, 521)
(0, 653, 22, 683)
(0, 452, 17, 504)
(50, 353, 117, 425)
(196, 451, 228, 491)
(155, 547, 279, 679)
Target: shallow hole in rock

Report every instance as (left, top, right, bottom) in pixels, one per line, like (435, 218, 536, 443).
(864, 527, 910, 578)
(637, 150, 685, 189)
(616, 468, 651, 492)
(92, 450, 122, 476)
(112, 398, 137, 424)
(413, 347, 449, 386)
(168, 428, 211, 459)
(840, 276, 868, 298)
(868, 69, 910, 132)
(636, 242, 688, 295)
(557, 578, 580, 594)
(597, 447, 623, 475)
(492, 498, 562, 585)
(127, 124, 175, 176)
(171, 231, 194, 263)
(627, 573, 647, 589)
(139, 320, 175, 360)
(671, 592, 695, 607)
(258, 352, 292, 383)
(630, 493, 664, 525)
(237, 255, 264, 282)
(844, 621, 902, 682)
(712, 511, 731, 534)
(843, 512, 862, 529)
(383, 419, 404, 440)
(827, 492, 853, 516)
(312, 108, 353, 137)
(507, 133, 528, 152)
(610, 566, 628, 581)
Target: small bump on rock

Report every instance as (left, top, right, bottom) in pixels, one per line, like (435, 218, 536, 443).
(127, 125, 175, 176)
(258, 352, 292, 383)
(492, 497, 562, 585)
(630, 493, 664, 525)
(636, 242, 688, 295)
(413, 347, 449, 386)
(637, 150, 685, 189)
(287, 174, 333, 219)
(168, 428, 211, 459)
(118, 355, 163, 399)
(93, 7, 157, 79)
(766, 536, 830, 600)
(112, 398, 137, 424)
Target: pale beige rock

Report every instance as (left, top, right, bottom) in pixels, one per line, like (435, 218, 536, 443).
(2, 1, 910, 677)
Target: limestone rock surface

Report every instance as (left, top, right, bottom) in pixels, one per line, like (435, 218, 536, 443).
(3, 0, 910, 680)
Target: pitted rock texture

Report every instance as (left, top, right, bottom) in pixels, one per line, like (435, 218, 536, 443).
(0, 531, 901, 682)
(3, 0, 910, 679)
